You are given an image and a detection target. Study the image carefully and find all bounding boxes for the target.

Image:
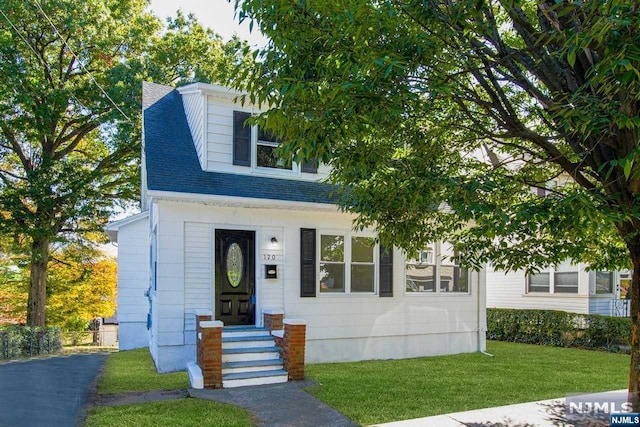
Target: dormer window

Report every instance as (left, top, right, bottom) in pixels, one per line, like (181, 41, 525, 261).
(233, 110, 317, 174)
(257, 128, 292, 170)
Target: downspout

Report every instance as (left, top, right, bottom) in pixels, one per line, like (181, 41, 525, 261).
(478, 265, 494, 357)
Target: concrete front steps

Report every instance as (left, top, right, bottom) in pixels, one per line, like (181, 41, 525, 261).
(221, 326, 288, 388)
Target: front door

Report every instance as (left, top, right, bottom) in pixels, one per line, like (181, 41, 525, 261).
(215, 229, 255, 325)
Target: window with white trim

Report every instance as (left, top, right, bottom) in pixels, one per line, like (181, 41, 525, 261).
(595, 271, 613, 294)
(405, 242, 469, 294)
(554, 272, 578, 293)
(526, 268, 578, 294)
(527, 272, 550, 293)
(256, 127, 293, 170)
(319, 233, 377, 294)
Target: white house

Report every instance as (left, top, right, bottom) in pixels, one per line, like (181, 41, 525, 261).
(486, 260, 631, 316)
(106, 82, 487, 383)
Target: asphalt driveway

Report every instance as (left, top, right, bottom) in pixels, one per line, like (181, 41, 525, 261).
(0, 353, 107, 427)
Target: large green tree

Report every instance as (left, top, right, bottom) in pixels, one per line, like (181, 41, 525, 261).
(235, 0, 640, 402)
(0, 0, 237, 326)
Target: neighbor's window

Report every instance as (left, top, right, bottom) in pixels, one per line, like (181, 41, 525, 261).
(406, 243, 469, 294)
(620, 271, 632, 299)
(554, 272, 579, 293)
(257, 128, 292, 170)
(319, 234, 345, 293)
(595, 271, 613, 294)
(527, 272, 550, 293)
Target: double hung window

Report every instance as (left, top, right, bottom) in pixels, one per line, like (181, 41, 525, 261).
(595, 271, 613, 294)
(526, 268, 578, 294)
(257, 128, 292, 170)
(319, 233, 376, 294)
(405, 242, 469, 294)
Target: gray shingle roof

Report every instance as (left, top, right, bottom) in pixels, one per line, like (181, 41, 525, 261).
(143, 86, 336, 205)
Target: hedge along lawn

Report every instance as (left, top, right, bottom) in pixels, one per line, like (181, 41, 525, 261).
(97, 348, 188, 393)
(305, 340, 629, 426)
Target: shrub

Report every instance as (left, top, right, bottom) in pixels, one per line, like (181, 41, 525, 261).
(0, 325, 62, 359)
(487, 308, 631, 351)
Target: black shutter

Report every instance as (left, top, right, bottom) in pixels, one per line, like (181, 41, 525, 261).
(379, 244, 393, 297)
(301, 158, 318, 174)
(300, 228, 316, 297)
(233, 111, 251, 166)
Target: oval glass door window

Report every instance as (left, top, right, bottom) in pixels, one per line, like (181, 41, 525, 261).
(226, 243, 243, 287)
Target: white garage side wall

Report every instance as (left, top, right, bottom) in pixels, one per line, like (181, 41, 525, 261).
(116, 217, 150, 350)
(151, 199, 482, 372)
(486, 267, 590, 314)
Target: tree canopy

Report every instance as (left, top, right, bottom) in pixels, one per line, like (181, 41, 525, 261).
(234, 0, 640, 400)
(0, 0, 241, 326)
(235, 0, 638, 271)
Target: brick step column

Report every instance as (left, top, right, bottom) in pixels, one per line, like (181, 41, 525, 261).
(197, 317, 223, 389)
(282, 319, 306, 381)
(263, 309, 284, 332)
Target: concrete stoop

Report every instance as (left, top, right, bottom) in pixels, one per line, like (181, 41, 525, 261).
(189, 326, 288, 389)
(221, 326, 287, 388)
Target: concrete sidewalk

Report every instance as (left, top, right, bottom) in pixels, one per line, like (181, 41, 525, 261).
(371, 390, 627, 427)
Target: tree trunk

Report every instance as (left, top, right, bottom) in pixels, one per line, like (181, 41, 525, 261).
(26, 238, 50, 327)
(628, 233, 640, 410)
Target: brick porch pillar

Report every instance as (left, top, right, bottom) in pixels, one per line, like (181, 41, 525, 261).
(197, 319, 223, 389)
(283, 319, 306, 381)
(263, 309, 284, 331)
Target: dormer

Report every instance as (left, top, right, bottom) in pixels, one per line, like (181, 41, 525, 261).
(177, 83, 329, 181)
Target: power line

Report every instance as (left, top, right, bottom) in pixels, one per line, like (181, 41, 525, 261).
(0, 5, 93, 115)
(32, 0, 131, 122)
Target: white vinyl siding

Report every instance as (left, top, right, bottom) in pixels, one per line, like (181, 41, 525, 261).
(149, 200, 483, 371)
(181, 92, 205, 168)
(184, 222, 212, 335)
(486, 266, 591, 314)
(116, 217, 149, 323)
(178, 86, 329, 180)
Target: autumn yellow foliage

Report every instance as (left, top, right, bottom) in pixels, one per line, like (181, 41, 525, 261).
(0, 245, 116, 329)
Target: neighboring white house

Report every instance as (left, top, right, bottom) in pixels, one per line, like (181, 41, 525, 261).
(486, 259, 631, 316)
(106, 82, 487, 375)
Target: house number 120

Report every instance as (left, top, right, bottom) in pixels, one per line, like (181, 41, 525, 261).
(263, 254, 276, 261)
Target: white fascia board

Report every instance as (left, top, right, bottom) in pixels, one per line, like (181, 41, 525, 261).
(177, 83, 245, 101)
(147, 189, 341, 213)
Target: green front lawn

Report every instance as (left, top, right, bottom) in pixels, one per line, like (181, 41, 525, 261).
(86, 399, 253, 427)
(97, 348, 188, 394)
(305, 340, 629, 425)
(88, 349, 253, 427)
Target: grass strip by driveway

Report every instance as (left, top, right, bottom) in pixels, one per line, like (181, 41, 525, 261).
(305, 340, 629, 425)
(97, 348, 188, 393)
(89, 349, 253, 427)
(85, 398, 253, 427)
